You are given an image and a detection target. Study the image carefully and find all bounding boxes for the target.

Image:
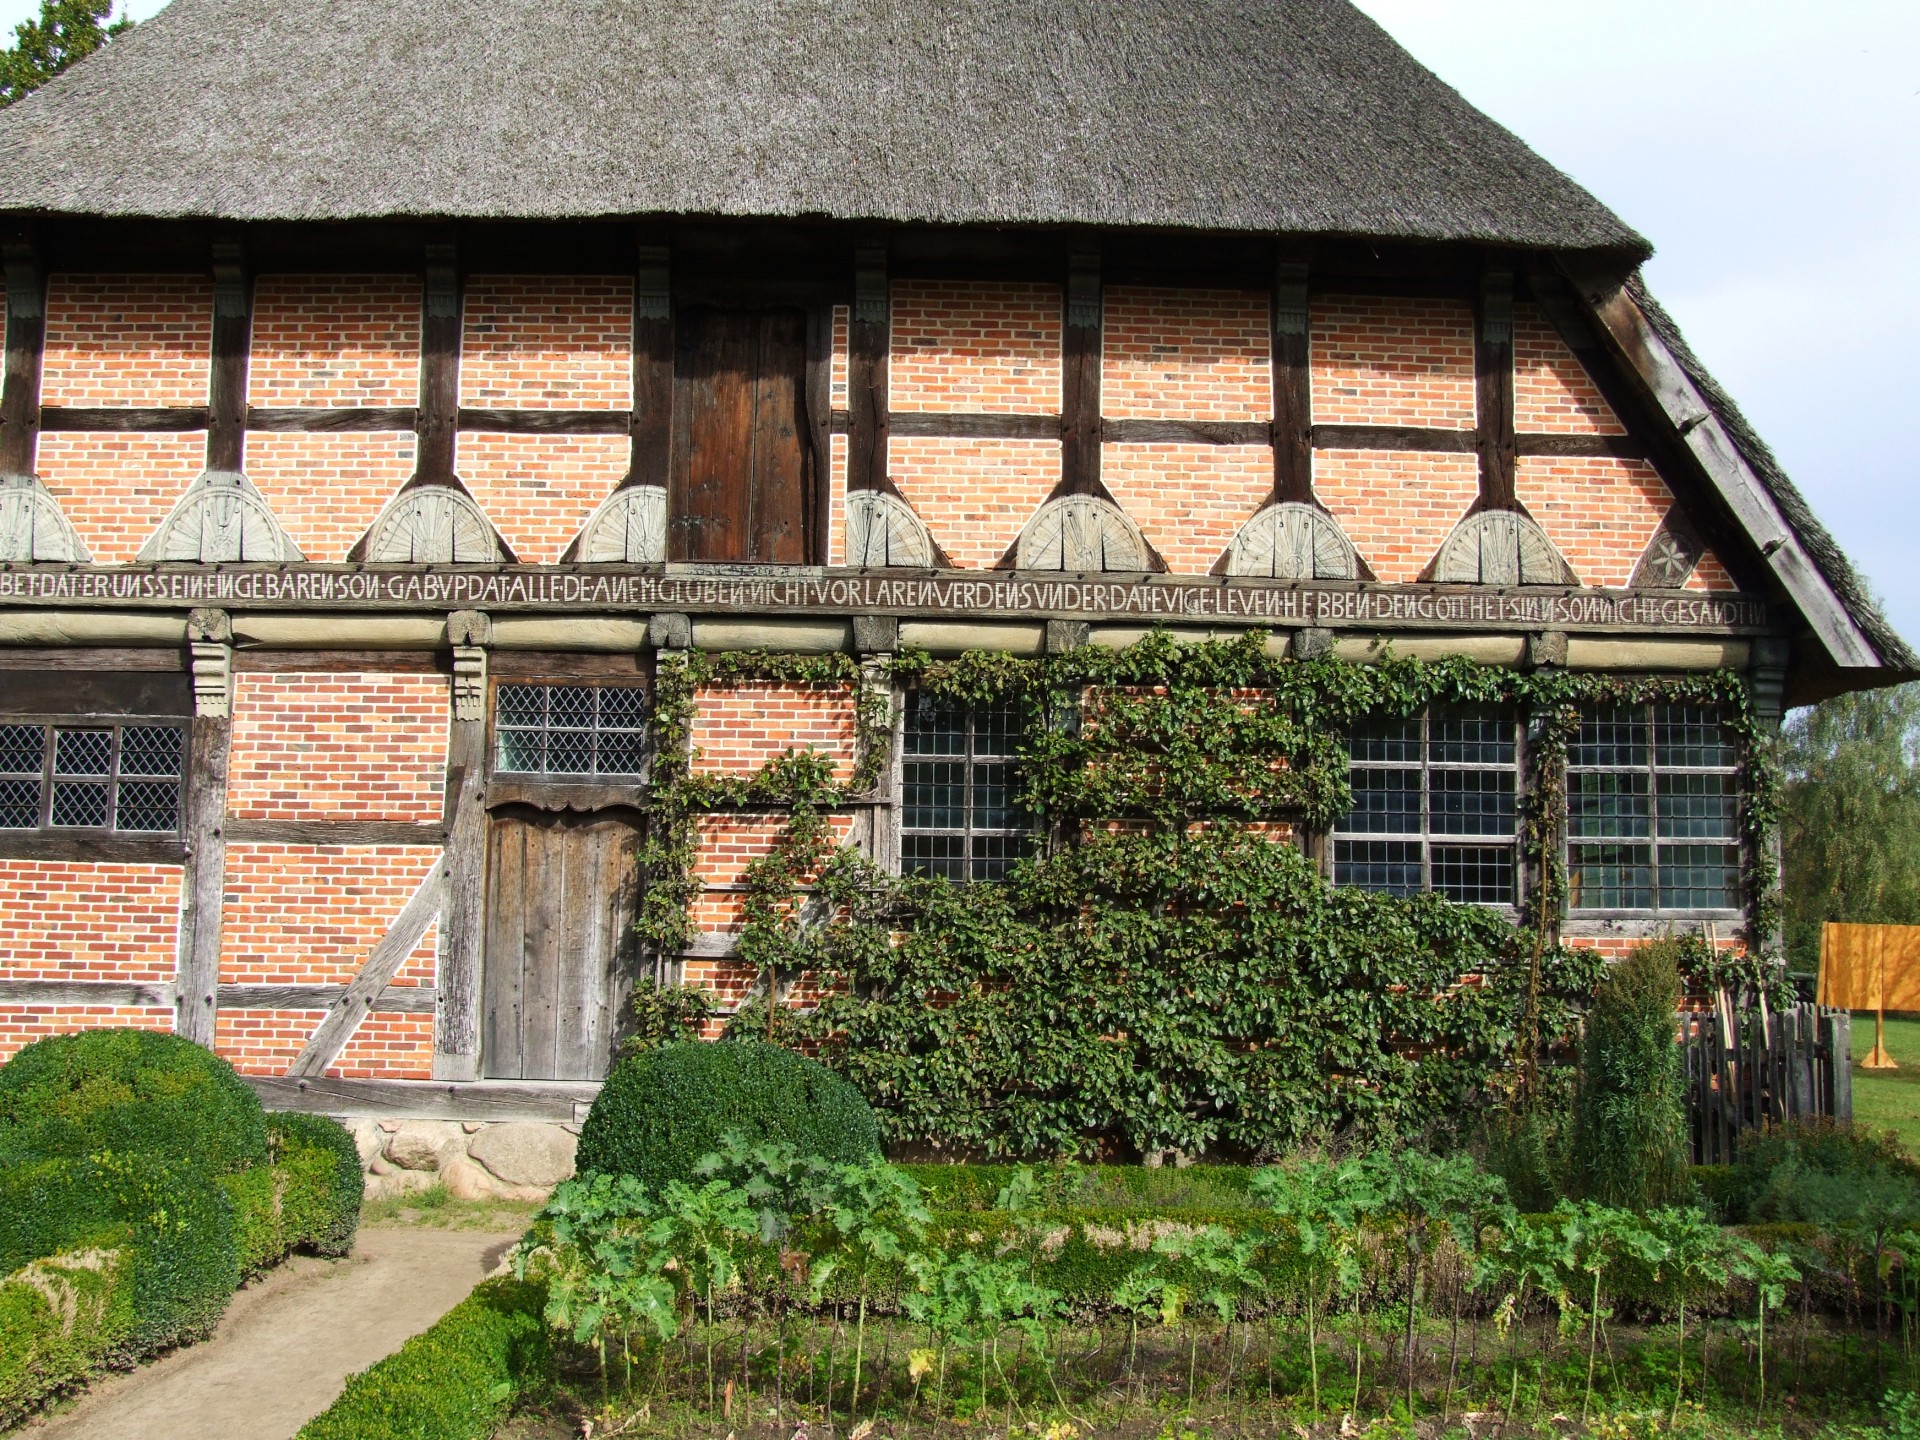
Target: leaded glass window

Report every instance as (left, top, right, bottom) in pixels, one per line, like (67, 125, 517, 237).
(1332, 704, 1519, 904)
(0, 722, 184, 833)
(1568, 703, 1739, 911)
(900, 694, 1029, 883)
(494, 685, 648, 776)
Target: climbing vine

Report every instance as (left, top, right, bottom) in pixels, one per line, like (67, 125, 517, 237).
(630, 630, 1783, 1159)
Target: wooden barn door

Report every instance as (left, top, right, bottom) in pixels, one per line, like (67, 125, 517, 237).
(669, 305, 815, 562)
(481, 810, 642, 1081)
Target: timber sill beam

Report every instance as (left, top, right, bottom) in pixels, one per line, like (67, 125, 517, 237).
(247, 1075, 602, 1122)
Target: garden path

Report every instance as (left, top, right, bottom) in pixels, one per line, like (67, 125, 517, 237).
(21, 1225, 520, 1440)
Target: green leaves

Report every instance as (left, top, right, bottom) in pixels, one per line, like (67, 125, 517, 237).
(0, 0, 128, 106)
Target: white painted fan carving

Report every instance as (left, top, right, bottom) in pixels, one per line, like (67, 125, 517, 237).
(577, 485, 668, 563)
(1014, 495, 1147, 572)
(844, 489, 933, 568)
(1225, 503, 1358, 580)
(137, 470, 303, 564)
(0, 473, 89, 563)
(366, 486, 503, 563)
(1433, 510, 1573, 586)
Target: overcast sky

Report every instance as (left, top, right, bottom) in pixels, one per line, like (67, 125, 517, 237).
(7, 2, 1916, 644)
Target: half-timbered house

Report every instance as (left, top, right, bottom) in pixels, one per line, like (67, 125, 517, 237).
(0, 0, 1907, 1126)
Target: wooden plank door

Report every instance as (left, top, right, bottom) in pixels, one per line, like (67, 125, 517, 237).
(670, 305, 814, 562)
(482, 809, 642, 1081)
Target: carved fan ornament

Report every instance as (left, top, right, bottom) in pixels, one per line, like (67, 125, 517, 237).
(1014, 495, 1147, 572)
(366, 485, 504, 564)
(1225, 503, 1358, 580)
(0, 473, 89, 563)
(844, 489, 934, 568)
(577, 485, 668, 563)
(136, 470, 303, 564)
(1433, 510, 1573, 586)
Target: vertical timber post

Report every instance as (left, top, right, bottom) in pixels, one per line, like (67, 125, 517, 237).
(1, 234, 44, 477)
(630, 243, 672, 490)
(1475, 262, 1517, 511)
(177, 608, 234, 1049)
(1269, 257, 1312, 504)
(1061, 251, 1102, 495)
(435, 608, 491, 1082)
(416, 241, 460, 485)
(1748, 635, 1790, 958)
(847, 247, 889, 494)
(206, 239, 250, 475)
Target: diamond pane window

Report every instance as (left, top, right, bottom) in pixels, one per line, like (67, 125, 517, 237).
(1570, 703, 1739, 912)
(493, 685, 649, 776)
(0, 721, 185, 832)
(1333, 705, 1520, 905)
(901, 694, 1030, 883)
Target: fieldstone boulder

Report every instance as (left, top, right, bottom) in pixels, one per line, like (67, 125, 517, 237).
(348, 1120, 384, 1169)
(383, 1119, 467, 1171)
(363, 1168, 438, 1201)
(468, 1122, 577, 1189)
(440, 1156, 503, 1202)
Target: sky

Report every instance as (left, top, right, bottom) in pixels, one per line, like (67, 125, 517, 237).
(4, 2, 1916, 644)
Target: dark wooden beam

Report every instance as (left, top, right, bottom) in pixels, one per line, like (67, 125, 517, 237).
(177, 711, 230, 1047)
(206, 240, 250, 473)
(1060, 251, 1102, 495)
(416, 242, 460, 482)
(455, 408, 631, 436)
(1270, 258, 1312, 503)
(39, 407, 210, 432)
(891, 412, 1062, 441)
(1311, 424, 1475, 453)
(846, 247, 889, 492)
(433, 736, 487, 1082)
(226, 820, 448, 847)
(1105, 418, 1270, 447)
(247, 1074, 601, 1122)
(0, 648, 186, 673)
(220, 983, 438, 1014)
(1, 236, 44, 474)
(0, 834, 186, 864)
(806, 300, 834, 563)
(247, 407, 417, 432)
(1514, 433, 1649, 460)
(1475, 264, 1518, 510)
(630, 244, 673, 490)
(233, 649, 445, 674)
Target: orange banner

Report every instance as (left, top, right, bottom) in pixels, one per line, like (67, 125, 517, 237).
(1819, 922, 1920, 1011)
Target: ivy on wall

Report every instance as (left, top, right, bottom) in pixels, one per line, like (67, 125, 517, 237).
(631, 631, 1782, 1160)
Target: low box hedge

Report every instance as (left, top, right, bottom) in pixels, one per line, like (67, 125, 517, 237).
(0, 1247, 135, 1429)
(269, 1112, 363, 1258)
(296, 1278, 553, 1440)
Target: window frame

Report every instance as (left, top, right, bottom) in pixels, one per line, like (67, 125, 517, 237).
(895, 688, 1032, 884)
(1328, 703, 1525, 910)
(1565, 701, 1743, 919)
(0, 716, 189, 837)
(488, 679, 653, 781)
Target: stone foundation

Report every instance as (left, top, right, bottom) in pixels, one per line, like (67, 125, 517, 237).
(344, 1118, 579, 1203)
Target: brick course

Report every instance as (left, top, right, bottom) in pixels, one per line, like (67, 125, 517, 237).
(245, 432, 416, 562)
(690, 682, 858, 781)
(1513, 304, 1625, 436)
(1314, 449, 1480, 583)
(1517, 455, 1672, 589)
(0, 861, 182, 982)
(248, 275, 422, 407)
(1310, 295, 1475, 428)
(456, 432, 628, 562)
(218, 843, 440, 987)
(228, 672, 449, 822)
(459, 276, 632, 409)
(0, 1007, 173, 1064)
(42, 275, 212, 408)
(39, 432, 206, 564)
(890, 281, 1061, 414)
(1102, 287, 1271, 421)
(889, 437, 1060, 568)
(1101, 443, 1271, 575)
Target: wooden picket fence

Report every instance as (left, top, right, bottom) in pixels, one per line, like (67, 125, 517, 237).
(1681, 1002, 1852, 1165)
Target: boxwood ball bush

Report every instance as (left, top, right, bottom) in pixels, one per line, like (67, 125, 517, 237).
(577, 1040, 881, 1189)
(0, 1029, 267, 1175)
(267, 1112, 364, 1257)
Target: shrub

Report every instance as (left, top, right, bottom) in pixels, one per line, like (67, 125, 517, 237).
(0, 1247, 134, 1428)
(296, 1278, 551, 1440)
(268, 1113, 363, 1257)
(218, 1164, 288, 1278)
(0, 1152, 237, 1356)
(576, 1040, 880, 1191)
(1727, 1119, 1920, 1228)
(1570, 939, 1688, 1209)
(0, 1029, 267, 1176)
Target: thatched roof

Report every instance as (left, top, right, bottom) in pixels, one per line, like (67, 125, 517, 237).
(0, 0, 1644, 251)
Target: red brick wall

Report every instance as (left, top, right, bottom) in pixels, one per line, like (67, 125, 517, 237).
(246, 432, 415, 563)
(38, 432, 206, 563)
(1517, 455, 1672, 589)
(830, 304, 849, 407)
(459, 276, 632, 409)
(228, 672, 448, 823)
(690, 682, 858, 782)
(0, 1007, 173, 1064)
(0, 861, 182, 982)
(1513, 305, 1625, 436)
(890, 281, 1061, 413)
(1314, 449, 1479, 584)
(1689, 550, 1737, 592)
(1102, 443, 1271, 575)
(1310, 295, 1475, 428)
(1102, 287, 1270, 421)
(248, 275, 422, 407)
(456, 433, 628, 563)
(889, 437, 1059, 568)
(42, 275, 212, 407)
(689, 813, 859, 937)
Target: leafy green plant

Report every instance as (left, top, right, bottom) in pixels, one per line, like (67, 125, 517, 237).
(621, 980, 721, 1055)
(1571, 941, 1689, 1209)
(808, 1158, 932, 1422)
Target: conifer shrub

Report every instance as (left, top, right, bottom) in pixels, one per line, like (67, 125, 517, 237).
(1570, 939, 1689, 1209)
(0, 1029, 267, 1175)
(576, 1040, 880, 1190)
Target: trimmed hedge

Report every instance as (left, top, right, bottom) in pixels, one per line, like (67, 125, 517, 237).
(0, 1029, 267, 1176)
(577, 1040, 880, 1192)
(295, 1278, 552, 1440)
(0, 1247, 134, 1429)
(0, 1152, 238, 1355)
(269, 1112, 363, 1258)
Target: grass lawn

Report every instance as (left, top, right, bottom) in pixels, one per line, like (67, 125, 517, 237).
(1846, 1009, 1920, 1153)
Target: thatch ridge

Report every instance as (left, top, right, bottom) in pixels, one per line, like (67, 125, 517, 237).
(0, 0, 1643, 251)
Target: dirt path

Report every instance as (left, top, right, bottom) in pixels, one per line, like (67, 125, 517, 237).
(23, 1225, 521, 1440)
